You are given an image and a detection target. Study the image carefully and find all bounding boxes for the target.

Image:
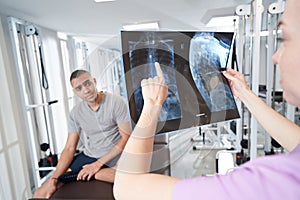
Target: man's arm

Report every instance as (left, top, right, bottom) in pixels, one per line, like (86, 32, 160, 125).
(223, 68, 300, 151)
(33, 133, 79, 198)
(77, 122, 130, 181)
(114, 63, 179, 200)
(51, 133, 80, 178)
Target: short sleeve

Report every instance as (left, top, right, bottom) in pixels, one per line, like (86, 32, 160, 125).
(112, 95, 130, 124)
(68, 109, 81, 133)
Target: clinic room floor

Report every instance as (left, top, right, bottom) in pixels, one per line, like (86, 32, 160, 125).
(169, 124, 268, 179)
(169, 103, 299, 179)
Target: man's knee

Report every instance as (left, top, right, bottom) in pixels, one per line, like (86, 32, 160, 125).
(94, 167, 116, 182)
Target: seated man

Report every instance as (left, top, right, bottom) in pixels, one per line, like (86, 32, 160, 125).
(33, 69, 130, 198)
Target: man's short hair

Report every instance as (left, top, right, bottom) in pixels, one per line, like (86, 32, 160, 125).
(70, 69, 91, 82)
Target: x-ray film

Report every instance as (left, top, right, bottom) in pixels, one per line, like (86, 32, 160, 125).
(121, 30, 240, 134)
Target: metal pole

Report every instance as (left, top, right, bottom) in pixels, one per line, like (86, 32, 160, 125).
(265, 1, 285, 152)
(249, 0, 263, 160)
(236, 4, 251, 157)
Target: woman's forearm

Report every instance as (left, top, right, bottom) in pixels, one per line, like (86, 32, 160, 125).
(117, 102, 162, 173)
(240, 88, 300, 152)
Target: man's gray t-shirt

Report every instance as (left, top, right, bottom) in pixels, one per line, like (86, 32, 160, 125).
(68, 92, 130, 159)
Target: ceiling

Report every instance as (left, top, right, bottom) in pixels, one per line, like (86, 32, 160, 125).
(0, 0, 251, 48)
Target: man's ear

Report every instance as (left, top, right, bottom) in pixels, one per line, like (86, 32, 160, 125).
(93, 77, 97, 84)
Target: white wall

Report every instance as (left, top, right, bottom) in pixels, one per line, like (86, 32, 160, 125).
(86, 45, 122, 96)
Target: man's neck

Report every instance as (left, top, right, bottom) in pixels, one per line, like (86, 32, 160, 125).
(88, 91, 103, 111)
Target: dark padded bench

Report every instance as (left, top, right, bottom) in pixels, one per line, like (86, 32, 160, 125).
(50, 180, 115, 200)
(30, 137, 170, 200)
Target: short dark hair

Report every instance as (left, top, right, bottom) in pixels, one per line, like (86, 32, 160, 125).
(70, 69, 91, 82)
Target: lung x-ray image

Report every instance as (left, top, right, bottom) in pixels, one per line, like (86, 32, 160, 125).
(121, 30, 240, 134)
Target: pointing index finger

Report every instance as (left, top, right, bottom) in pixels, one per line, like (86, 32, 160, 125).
(155, 62, 164, 77)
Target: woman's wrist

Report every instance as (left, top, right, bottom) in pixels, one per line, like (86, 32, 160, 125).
(143, 100, 162, 112)
(144, 99, 164, 107)
(242, 87, 255, 102)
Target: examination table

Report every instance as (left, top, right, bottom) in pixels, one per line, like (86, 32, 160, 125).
(30, 180, 115, 200)
(51, 180, 114, 199)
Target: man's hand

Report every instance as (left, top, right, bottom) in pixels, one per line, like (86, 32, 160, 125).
(33, 177, 58, 198)
(77, 161, 103, 181)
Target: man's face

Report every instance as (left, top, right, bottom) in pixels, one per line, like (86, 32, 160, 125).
(71, 73, 98, 103)
(272, 0, 300, 107)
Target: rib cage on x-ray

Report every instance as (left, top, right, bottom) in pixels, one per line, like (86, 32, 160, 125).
(189, 33, 235, 112)
(128, 33, 182, 122)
